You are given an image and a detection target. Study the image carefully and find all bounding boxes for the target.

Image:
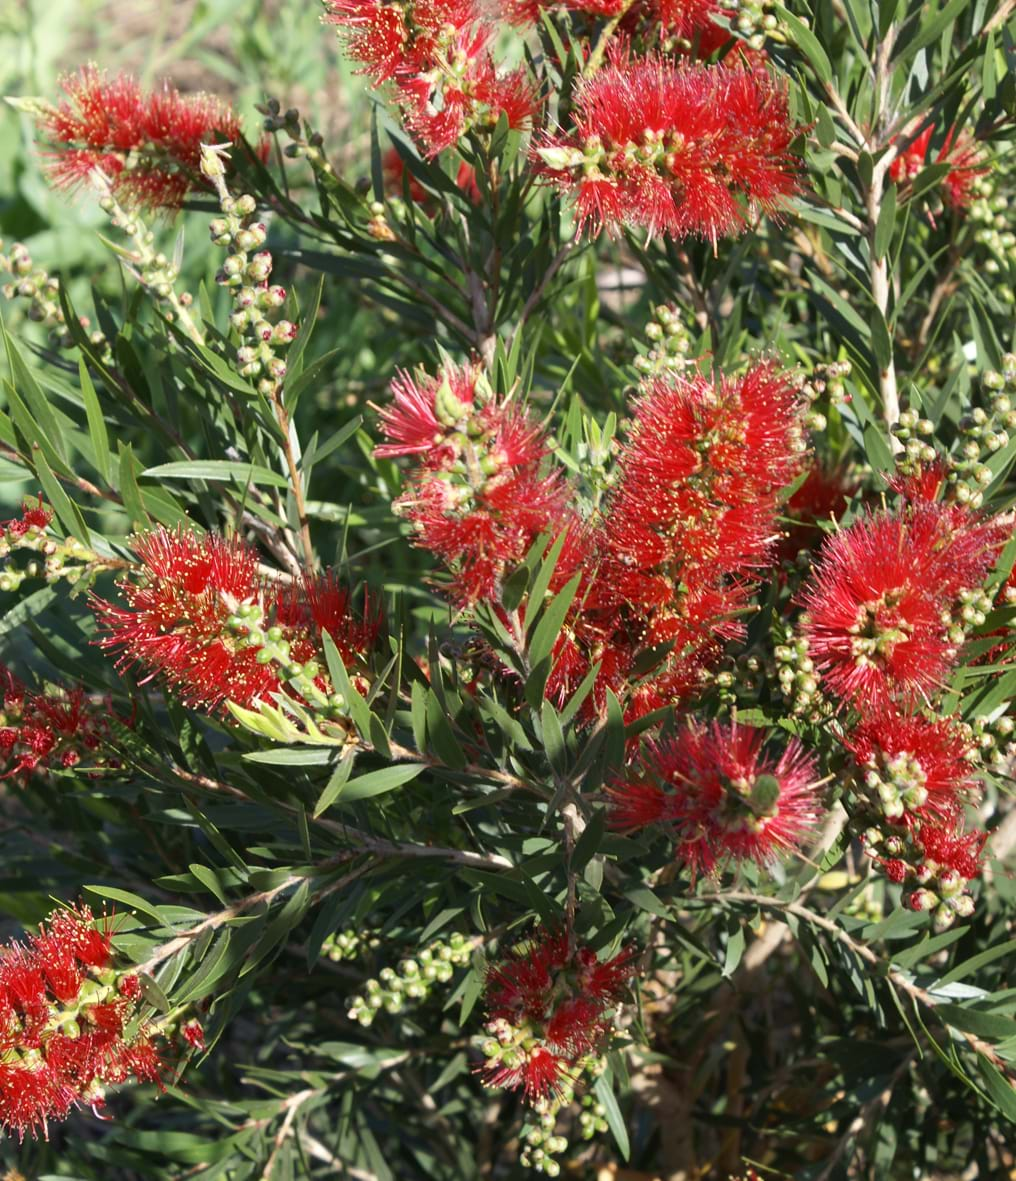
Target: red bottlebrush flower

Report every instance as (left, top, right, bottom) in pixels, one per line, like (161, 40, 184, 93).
(567, 361, 805, 720)
(843, 711, 976, 827)
(326, 2, 536, 156)
(398, 38, 538, 157)
(889, 124, 988, 212)
(35, 66, 254, 209)
(0, 496, 53, 539)
(376, 364, 569, 604)
(0, 665, 124, 785)
(535, 54, 801, 240)
(480, 930, 635, 1105)
(324, 0, 479, 82)
(915, 822, 986, 881)
(91, 528, 378, 713)
(180, 1019, 206, 1051)
(608, 721, 821, 876)
(0, 904, 164, 1140)
(91, 528, 276, 711)
(800, 502, 1004, 711)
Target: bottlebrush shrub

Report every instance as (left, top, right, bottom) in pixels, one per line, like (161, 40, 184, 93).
(0, 2, 1014, 1178)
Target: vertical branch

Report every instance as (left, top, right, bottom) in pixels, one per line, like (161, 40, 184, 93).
(865, 26, 902, 441)
(583, 0, 638, 77)
(272, 391, 317, 571)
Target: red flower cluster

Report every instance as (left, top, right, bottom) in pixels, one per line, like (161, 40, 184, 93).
(800, 499, 1004, 712)
(608, 720, 820, 875)
(376, 363, 572, 603)
(91, 528, 379, 712)
(479, 930, 635, 1104)
(0, 905, 163, 1140)
(844, 710, 985, 925)
(561, 361, 806, 719)
(509, 0, 725, 44)
(377, 360, 807, 721)
(34, 67, 253, 209)
(324, 1, 537, 155)
(889, 124, 988, 212)
(0, 497, 53, 543)
(0, 665, 122, 784)
(535, 54, 800, 239)
(800, 477, 1001, 926)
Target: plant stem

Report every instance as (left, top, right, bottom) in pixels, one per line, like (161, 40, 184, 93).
(271, 391, 317, 570)
(866, 25, 902, 443)
(583, 0, 637, 77)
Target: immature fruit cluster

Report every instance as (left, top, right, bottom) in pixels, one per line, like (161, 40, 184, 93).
(209, 192, 296, 398)
(346, 933, 472, 1027)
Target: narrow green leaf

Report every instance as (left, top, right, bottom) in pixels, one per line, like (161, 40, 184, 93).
(79, 360, 111, 484)
(33, 449, 90, 544)
(336, 762, 426, 803)
(775, 5, 833, 83)
(188, 864, 230, 907)
(142, 460, 290, 487)
(314, 753, 356, 816)
(593, 1072, 631, 1161)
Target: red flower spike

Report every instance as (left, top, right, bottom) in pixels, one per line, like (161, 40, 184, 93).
(609, 721, 821, 877)
(563, 361, 805, 721)
(889, 124, 988, 213)
(535, 54, 801, 240)
(0, 664, 124, 786)
(91, 528, 379, 713)
(0, 904, 164, 1140)
(36, 67, 255, 210)
(325, 2, 537, 156)
(800, 502, 1004, 711)
(376, 364, 568, 604)
(479, 931, 635, 1106)
(844, 711, 976, 828)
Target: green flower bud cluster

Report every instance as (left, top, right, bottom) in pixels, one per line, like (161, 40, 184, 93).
(859, 822, 978, 932)
(225, 600, 347, 720)
(321, 928, 379, 963)
(908, 875, 977, 932)
(718, 0, 786, 46)
(969, 175, 1016, 299)
(258, 99, 334, 179)
(773, 627, 827, 718)
(944, 357, 1016, 502)
(97, 191, 203, 346)
(346, 933, 471, 1027)
(633, 304, 692, 376)
(942, 586, 993, 649)
(859, 748, 929, 822)
(515, 1059, 610, 1173)
(961, 713, 1014, 774)
(0, 241, 108, 357)
(203, 151, 298, 398)
(890, 406, 937, 468)
(521, 1109, 569, 1176)
(578, 1093, 610, 1140)
(0, 522, 103, 595)
(798, 359, 852, 417)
